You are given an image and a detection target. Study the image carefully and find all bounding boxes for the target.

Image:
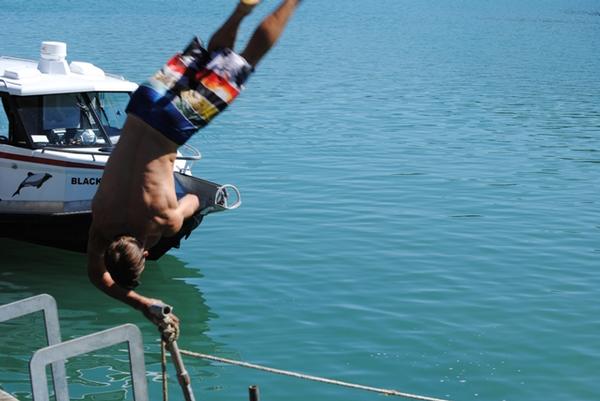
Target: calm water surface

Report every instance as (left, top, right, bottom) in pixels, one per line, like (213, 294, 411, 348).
(1, 1, 600, 400)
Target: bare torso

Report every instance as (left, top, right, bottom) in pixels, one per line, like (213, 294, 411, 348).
(90, 114, 181, 250)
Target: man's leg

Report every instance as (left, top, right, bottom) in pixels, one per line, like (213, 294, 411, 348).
(241, 0, 301, 67)
(207, 0, 260, 53)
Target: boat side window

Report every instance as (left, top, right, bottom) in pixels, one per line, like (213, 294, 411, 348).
(0, 94, 9, 143)
(89, 92, 130, 144)
(8, 95, 35, 147)
(14, 96, 43, 146)
(43, 94, 81, 131)
(42, 94, 96, 145)
(13, 93, 114, 147)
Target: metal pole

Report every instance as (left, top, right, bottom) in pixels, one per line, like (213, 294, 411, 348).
(30, 324, 148, 401)
(0, 294, 69, 401)
(150, 304, 196, 401)
(248, 385, 260, 401)
(167, 340, 195, 401)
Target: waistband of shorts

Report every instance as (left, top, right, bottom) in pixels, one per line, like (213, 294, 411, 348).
(126, 85, 197, 146)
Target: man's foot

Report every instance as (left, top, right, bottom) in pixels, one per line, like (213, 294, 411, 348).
(238, 0, 261, 15)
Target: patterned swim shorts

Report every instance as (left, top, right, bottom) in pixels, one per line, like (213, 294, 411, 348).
(126, 37, 253, 145)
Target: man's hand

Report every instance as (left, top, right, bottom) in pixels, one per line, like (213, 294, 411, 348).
(140, 298, 180, 342)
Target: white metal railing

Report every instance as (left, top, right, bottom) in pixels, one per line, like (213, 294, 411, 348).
(0, 294, 68, 401)
(30, 324, 148, 401)
(40, 146, 110, 162)
(0, 294, 149, 401)
(40, 143, 201, 165)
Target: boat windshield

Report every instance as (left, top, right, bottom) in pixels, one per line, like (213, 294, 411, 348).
(12, 92, 130, 148)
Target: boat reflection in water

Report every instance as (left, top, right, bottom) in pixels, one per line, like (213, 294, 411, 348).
(0, 238, 222, 401)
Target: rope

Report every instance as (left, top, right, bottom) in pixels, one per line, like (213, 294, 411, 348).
(161, 340, 169, 401)
(179, 349, 450, 401)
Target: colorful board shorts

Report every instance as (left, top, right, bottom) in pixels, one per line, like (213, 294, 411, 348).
(126, 37, 253, 145)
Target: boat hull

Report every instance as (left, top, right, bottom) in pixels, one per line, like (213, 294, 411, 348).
(0, 145, 208, 259)
(0, 209, 201, 261)
(0, 211, 93, 256)
(0, 172, 234, 260)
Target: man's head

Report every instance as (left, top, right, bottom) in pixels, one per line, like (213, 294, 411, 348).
(104, 235, 148, 290)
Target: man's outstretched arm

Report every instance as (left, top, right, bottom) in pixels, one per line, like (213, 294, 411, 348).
(86, 232, 179, 326)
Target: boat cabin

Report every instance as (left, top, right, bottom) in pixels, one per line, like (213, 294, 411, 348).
(0, 41, 136, 151)
(0, 90, 131, 149)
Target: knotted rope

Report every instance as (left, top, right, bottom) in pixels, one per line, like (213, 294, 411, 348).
(154, 306, 195, 401)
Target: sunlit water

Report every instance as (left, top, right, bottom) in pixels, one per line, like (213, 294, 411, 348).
(2, 1, 600, 400)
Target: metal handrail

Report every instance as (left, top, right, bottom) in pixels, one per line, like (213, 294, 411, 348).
(41, 146, 110, 155)
(0, 55, 37, 63)
(178, 143, 202, 161)
(1, 295, 149, 401)
(40, 146, 109, 161)
(0, 294, 69, 401)
(30, 324, 148, 401)
(39, 147, 109, 163)
(40, 143, 201, 162)
(105, 72, 131, 82)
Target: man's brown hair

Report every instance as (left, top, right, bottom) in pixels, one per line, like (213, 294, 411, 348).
(104, 235, 146, 290)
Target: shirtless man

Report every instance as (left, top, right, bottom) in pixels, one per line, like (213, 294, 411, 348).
(87, 0, 302, 331)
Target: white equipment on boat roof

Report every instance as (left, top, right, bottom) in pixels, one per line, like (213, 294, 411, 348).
(0, 41, 137, 95)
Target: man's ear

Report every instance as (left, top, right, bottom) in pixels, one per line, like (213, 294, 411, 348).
(143, 250, 149, 258)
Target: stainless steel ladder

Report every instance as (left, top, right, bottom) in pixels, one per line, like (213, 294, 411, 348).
(0, 294, 148, 401)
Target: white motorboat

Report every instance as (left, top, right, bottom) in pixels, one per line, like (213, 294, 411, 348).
(0, 41, 240, 259)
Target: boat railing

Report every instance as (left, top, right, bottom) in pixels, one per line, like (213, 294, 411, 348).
(0, 294, 68, 401)
(40, 143, 202, 165)
(0, 294, 149, 401)
(1, 56, 38, 89)
(30, 324, 148, 401)
(177, 143, 202, 172)
(105, 72, 129, 81)
(40, 146, 111, 162)
(0, 55, 38, 64)
(178, 143, 202, 160)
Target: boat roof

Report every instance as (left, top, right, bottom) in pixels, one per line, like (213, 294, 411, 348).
(0, 42, 138, 96)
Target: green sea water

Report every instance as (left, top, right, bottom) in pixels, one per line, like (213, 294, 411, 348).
(2, 1, 600, 400)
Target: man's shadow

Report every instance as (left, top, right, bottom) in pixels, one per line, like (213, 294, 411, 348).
(0, 238, 222, 400)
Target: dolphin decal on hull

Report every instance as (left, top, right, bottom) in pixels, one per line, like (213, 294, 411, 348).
(12, 172, 53, 197)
